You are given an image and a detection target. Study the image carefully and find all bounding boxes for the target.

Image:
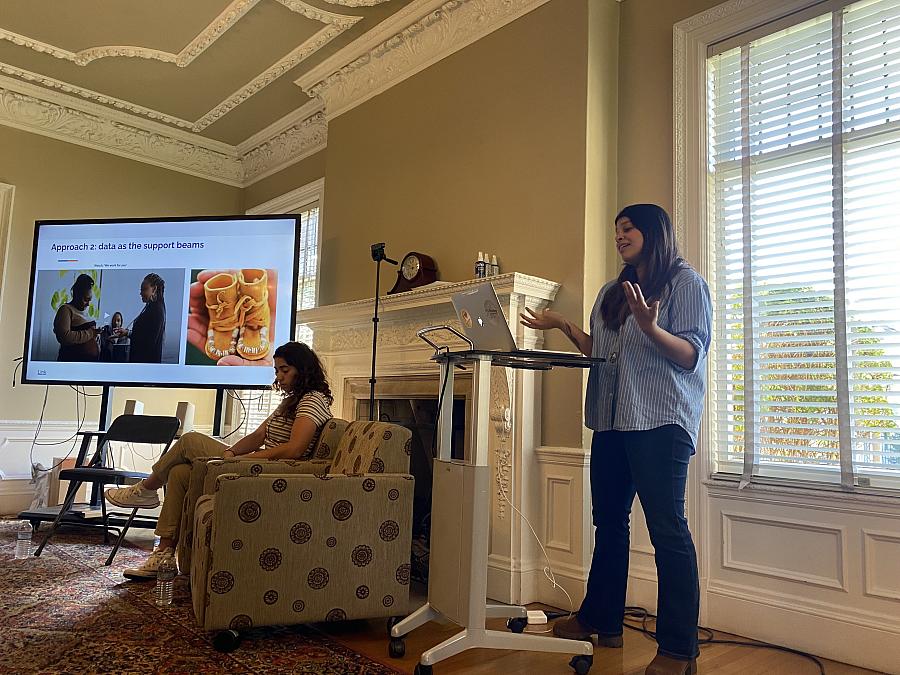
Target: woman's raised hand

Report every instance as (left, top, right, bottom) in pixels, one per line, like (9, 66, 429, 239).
(520, 306, 564, 332)
(622, 281, 659, 334)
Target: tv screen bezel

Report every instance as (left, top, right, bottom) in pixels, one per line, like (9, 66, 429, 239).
(21, 214, 302, 389)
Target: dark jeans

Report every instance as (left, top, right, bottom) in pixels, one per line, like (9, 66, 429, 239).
(578, 425, 699, 660)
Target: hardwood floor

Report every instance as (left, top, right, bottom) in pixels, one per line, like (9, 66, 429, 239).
(320, 608, 884, 675)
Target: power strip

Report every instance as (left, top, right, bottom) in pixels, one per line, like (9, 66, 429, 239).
(527, 610, 548, 625)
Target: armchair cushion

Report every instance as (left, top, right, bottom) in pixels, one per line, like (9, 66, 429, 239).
(192, 471, 414, 631)
(330, 421, 412, 476)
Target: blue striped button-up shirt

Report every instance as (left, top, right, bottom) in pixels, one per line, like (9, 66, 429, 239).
(584, 266, 712, 448)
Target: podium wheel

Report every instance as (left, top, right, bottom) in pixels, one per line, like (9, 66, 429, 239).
(212, 629, 241, 653)
(507, 617, 527, 633)
(414, 664, 433, 675)
(388, 638, 406, 658)
(570, 654, 593, 674)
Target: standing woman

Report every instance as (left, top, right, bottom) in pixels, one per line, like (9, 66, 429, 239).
(521, 204, 711, 675)
(53, 273, 99, 362)
(116, 273, 166, 363)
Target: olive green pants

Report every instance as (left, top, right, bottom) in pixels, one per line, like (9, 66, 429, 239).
(152, 431, 228, 539)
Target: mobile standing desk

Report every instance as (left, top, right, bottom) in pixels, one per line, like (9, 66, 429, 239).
(391, 345, 601, 675)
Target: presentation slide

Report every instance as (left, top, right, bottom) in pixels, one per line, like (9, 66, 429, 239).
(23, 217, 298, 388)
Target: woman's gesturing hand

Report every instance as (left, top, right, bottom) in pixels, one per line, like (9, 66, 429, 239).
(622, 281, 659, 334)
(519, 306, 563, 331)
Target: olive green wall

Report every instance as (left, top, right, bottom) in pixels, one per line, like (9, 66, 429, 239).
(0, 125, 242, 425)
(319, 0, 595, 447)
(617, 0, 724, 212)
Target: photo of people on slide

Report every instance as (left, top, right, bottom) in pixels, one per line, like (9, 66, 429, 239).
(29, 268, 185, 364)
(186, 268, 277, 366)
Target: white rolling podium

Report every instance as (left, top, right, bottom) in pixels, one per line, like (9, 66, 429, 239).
(390, 345, 601, 675)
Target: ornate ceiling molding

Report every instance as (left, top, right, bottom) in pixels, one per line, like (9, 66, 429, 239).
(0, 0, 554, 185)
(297, 0, 552, 119)
(0, 62, 195, 129)
(0, 73, 330, 187)
(0, 84, 244, 185)
(240, 111, 327, 184)
(0, 0, 356, 67)
(0, 0, 359, 131)
(322, 0, 391, 6)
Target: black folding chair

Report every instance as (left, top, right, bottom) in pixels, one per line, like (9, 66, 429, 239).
(34, 414, 181, 565)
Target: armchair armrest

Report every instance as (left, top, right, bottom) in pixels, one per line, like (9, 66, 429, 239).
(201, 458, 331, 495)
(177, 456, 329, 574)
(194, 472, 414, 631)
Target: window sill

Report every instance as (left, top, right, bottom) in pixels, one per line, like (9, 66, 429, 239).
(704, 473, 900, 512)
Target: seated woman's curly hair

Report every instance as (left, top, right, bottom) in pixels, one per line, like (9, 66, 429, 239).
(271, 341, 332, 421)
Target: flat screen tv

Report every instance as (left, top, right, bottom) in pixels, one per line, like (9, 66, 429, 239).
(22, 215, 301, 388)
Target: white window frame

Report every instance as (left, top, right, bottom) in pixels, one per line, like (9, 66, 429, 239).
(675, 0, 900, 497)
(226, 178, 325, 436)
(0, 183, 16, 318)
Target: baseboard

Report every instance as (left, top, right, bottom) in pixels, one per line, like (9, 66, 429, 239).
(706, 580, 900, 674)
(0, 478, 37, 517)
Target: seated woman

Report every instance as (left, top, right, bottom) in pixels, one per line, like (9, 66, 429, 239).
(105, 341, 333, 579)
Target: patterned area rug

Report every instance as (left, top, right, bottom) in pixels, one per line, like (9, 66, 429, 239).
(0, 520, 402, 674)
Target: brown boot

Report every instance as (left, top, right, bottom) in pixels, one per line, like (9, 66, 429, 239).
(552, 615, 623, 647)
(645, 654, 697, 675)
(203, 272, 244, 360)
(236, 269, 271, 361)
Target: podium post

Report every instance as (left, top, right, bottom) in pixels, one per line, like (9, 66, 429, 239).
(391, 349, 600, 674)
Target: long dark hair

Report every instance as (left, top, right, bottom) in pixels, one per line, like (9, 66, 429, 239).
(272, 341, 332, 419)
(600, 204, 684, 330)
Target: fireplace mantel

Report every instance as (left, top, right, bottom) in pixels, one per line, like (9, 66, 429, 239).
(298, 272, 570, 605)
(298, 272, 559, 327)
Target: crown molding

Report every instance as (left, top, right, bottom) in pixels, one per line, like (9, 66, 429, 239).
(240, 111, 328, 185)
(296, 0, 552, 119)
(0, 70, 329, 187)
(0, 74, 244, 185)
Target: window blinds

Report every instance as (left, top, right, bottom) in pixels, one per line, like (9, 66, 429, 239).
(707, 0, 900, 489)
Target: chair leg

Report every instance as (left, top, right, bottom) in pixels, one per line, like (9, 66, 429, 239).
(100, 486, 110, 544)
(34, 481, 82, 557)
(105, 507, 138, 566)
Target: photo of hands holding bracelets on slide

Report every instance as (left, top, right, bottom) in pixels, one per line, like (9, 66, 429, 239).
(186, 268, 277, 366)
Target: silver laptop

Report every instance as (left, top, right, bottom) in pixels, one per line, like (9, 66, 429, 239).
(450, 283, 584, 358)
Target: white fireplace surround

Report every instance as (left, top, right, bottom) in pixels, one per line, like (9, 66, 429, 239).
(298, 273, 592, 606)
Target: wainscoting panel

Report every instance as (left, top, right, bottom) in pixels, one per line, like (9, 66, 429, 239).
(705, 487, 900, 673)
(721, 512, 847, 591)
(863, 529, 900, 602)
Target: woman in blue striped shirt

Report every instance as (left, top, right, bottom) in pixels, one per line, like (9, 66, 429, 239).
(522, 204, 711, 675)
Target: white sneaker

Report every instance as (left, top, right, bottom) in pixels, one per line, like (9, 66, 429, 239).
(123, 547, 175, 580)
(105, 481, 160, 509)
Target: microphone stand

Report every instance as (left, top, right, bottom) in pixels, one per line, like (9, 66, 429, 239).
(369, 243, 398, 421)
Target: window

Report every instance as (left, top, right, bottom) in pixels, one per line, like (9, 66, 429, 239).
(706, 0, 900, 489)
(230, 180, 323, 435)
